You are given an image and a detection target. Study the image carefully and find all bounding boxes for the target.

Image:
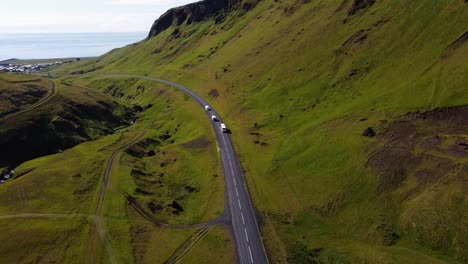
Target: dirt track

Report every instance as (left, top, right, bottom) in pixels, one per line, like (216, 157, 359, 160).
(0, 213, 93, 220)
(93, 130, 148, 264)
(0, 79, 57, 120)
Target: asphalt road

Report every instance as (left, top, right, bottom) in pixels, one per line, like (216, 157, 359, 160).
(105, 75, 269, 264)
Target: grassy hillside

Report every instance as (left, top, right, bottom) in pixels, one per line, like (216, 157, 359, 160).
(0, 74, 231, 263)
(0, 74, 50, 118)
(50, 0, 467, 263)
(0, 76, 136, 168)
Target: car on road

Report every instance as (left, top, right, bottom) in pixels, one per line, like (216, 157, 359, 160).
(220, 123, 227, 133)
(204, 105, 211, 111)
(211, 115, 218, 122)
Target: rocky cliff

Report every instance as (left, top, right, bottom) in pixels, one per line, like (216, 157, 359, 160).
(148, 0, 260, 38)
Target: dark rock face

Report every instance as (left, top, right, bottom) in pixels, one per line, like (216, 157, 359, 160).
(348, 0, 376, 15)
(148, 0, 260, 38)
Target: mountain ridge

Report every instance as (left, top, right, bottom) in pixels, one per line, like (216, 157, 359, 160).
(148, 0, 260, 38)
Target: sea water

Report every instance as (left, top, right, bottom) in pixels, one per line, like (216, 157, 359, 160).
(0, 32, 146, 61)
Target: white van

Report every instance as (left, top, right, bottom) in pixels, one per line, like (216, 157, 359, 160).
(220, 123, 227, 133)
(204, 105, 211, 111)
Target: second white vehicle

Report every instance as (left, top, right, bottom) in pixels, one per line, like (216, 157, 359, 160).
(220, 123, 227, 133)
(211, 115, 218, 122)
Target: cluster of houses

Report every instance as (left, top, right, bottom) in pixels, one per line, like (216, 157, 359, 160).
(0, 63, 46, 73)
(0, 58, 80, 73)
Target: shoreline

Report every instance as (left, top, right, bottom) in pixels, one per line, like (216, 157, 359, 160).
(0, 57, 97, 65)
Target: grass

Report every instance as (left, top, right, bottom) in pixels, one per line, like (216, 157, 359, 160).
(0, 217, 88, 263)
(0, 73, 50, 115)
(181, 226, 236, 264)
(48, 0, 468, 262)
(0, 78, 135, 167)
(0, 72, 227, 262)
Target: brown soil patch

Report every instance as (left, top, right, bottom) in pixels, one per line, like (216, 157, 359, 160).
(367, 106, 468, 195)
(208, 89, 220, 98)
(182, 136, 210, 149)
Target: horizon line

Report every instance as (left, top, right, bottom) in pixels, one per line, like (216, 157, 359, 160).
(0, 31, 148, 35)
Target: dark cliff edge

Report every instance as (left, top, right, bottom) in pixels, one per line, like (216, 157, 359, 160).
(148, 0, 260, 38)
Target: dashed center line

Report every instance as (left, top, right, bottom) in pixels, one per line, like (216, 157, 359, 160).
(236, 188, 239, 197)
(241, 212, 245, 224)
(238, 199, 242, 209)
(244, 228, 249, 242)
(248, 246, 254, 263)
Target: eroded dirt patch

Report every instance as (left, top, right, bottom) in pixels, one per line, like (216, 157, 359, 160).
(368, 106, 468, 194)
(181, 136, 210, 149)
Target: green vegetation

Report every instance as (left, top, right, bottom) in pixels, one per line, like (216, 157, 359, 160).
(0, 74, 50, 116)
(0, 0, 465, 263)
(50, 0, 468, 263)
(0, 77, 135, 167)
(0, 73, 227, 262)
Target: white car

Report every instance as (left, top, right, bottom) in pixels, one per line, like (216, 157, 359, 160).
(211, 115, 218, 122)
(220, 123, 227, 133)
(204, 105, 211, 111)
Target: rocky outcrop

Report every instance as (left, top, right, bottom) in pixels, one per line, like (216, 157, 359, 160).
(348, 0, 376, 15)
(148, 0, 260, 38)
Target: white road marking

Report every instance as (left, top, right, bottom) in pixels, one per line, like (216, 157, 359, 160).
(244, 228, 249, 242)
(126, 77, 270, 263)
(241, 212, 245, 224)
(236, 188, 239, 197)
(233, 177, 237, 186)
(238, 199, 242, 209)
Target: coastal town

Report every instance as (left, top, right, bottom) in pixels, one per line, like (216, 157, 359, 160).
(0, 58, 80, 73)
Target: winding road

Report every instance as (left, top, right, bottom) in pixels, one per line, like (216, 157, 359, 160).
(103, 75, 269, 264)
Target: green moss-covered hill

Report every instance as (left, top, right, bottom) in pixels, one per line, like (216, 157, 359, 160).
(51, 0, 467, 262)
(0, 74, 135, 167)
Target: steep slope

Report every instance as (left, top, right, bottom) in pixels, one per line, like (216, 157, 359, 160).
(0, 74, 50, 118)
(52, 0, 468, 262)
(0, 77, 136, 167)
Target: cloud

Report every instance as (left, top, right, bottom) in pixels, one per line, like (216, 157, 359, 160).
(0, 13, 156, 33)
(0, 0, 197, 33)
(109, 0, 194, 6)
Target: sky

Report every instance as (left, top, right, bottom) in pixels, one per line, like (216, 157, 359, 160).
(0, 0, 197, 33)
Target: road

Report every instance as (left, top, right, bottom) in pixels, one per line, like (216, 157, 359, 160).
(103, 75, 269, 264)
(0, 79, 57, 120)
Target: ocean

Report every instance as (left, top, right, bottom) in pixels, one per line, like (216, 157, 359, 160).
(0, 32, 147, 61)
